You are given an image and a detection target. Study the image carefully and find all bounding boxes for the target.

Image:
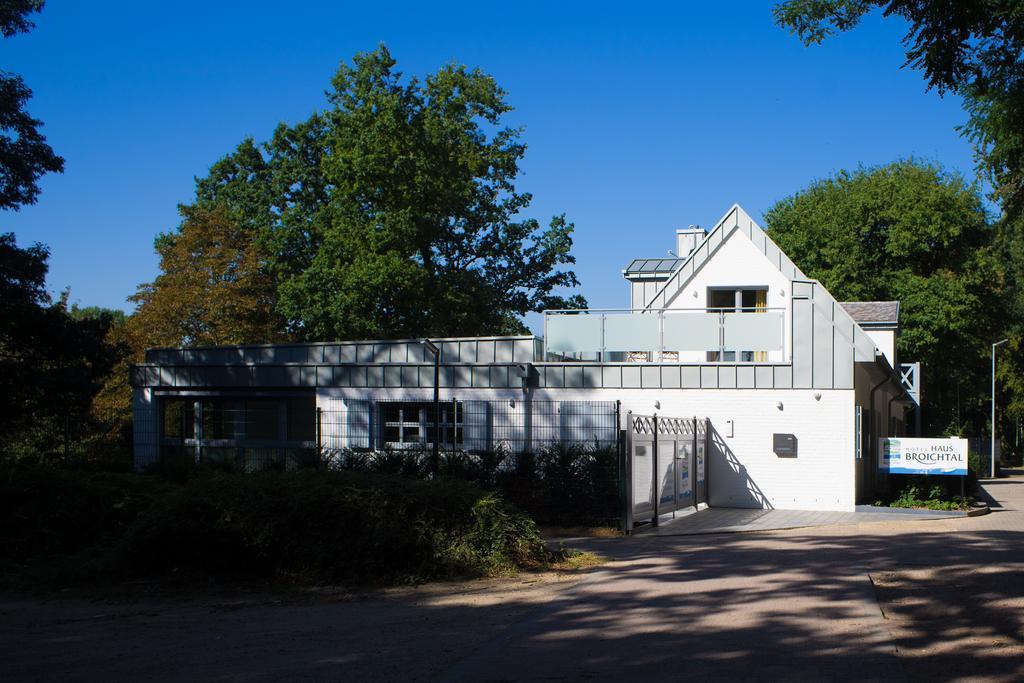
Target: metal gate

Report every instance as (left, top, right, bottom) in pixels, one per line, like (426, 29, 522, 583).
(625, 412, 709, 530)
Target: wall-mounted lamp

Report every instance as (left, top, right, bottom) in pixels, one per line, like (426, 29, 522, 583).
(692, 290, 699, 298)
(813, 392, 822, 401)
(654, 400, 661, 410)
(777, 401, 784, 411)
(509, 399, 516, 409)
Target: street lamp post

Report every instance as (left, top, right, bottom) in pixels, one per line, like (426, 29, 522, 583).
(991, 338, 1009, 479)
(421, 339, 441, 476)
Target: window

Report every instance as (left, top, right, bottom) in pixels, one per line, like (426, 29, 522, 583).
(707, 287, 769, 362)
(202, 399, 243, 440)
(162, 398, 195, 440)
(380, 401, 463, 447)
(287, 397, 316, 442)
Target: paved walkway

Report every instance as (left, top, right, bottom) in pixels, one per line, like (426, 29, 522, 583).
(443, 476, 1024, 682)
(638, 504, 965, 536)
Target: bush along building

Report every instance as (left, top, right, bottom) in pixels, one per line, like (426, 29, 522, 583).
(131, 205, 918, 513)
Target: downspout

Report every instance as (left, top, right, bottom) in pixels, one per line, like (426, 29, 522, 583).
(868, 374, 890, 498)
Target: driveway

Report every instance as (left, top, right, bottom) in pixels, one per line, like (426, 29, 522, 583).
(3, 476, 1023, 682)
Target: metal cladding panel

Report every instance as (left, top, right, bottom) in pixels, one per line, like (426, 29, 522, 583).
(384, 366, 402, 387)
(544, 366, 565, 388)
(622, 366, 641, 389)
(792, 281, 815, 298)
(356, 345, 374, 363)
(813, 305, 835, 388)
(681, 366, 701, 388)
(454, 366, 472, 387)
(440, 367, 455, 388)
(641, 366, 660, 387)
(401, 366, 420, 387)
(332, 366, 350, 386)
(565, 366, 584, 388)
(700, 366, 717, 387)
(338, 345, 357, 363)
(755, 366, 774, 388)
(350, 366, 367, 388)
(366, 366, 384, 387)
(737, 366, 756, 389)
(477, 342, 495, 364)
(602, 366, 622, 388)
(718, 366, 737, 389)
(583, 366, 603, 388)
(419, 366, 435, 387)
(513, 339, 534, 361)
(315, 366, 333, 387)
(489, 366, 509, 388)
(460, 342, 478, 363)
(404, 343, 423, 363)
(792, 299, 814, 388)
(322, 346, 341, 364)
(495, 340, 514, 362)
(774, 364, 793, 387)
(372, 345, 391, 363)
(834, 332, 855, 388)
(661, 366, 681, 388)
(441, 342, 460, 363)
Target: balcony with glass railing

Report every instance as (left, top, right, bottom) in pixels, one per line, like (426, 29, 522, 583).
(542, 307, 787, 363)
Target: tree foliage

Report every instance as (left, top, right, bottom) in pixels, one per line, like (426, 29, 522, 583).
(765, 160, 1002, 435)
(190, 46, 585, 341)
(0, 233, 120, 456)
(0, 0, 62, 210)
(92, 205, 287, 436)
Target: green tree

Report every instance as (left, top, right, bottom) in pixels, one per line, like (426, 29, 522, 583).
(191, 46, 585, 340)
(0, 233, 119, 458)
(765, 160, 1002, 436)
(93, 205, 288, 438)
(0, 0, 63, 210)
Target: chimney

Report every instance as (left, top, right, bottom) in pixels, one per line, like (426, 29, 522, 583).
(675, 225, 705, 258)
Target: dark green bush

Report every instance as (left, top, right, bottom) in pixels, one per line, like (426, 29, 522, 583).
(0, 462, 172, 561)
(118, 470, 548, 583)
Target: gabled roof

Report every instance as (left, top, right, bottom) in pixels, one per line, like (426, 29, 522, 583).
(623, 257, 685, 276)
(839, 301, 900, 326)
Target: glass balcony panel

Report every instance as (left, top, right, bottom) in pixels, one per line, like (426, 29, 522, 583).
(723, 311, 783, 352)
(604, 313, 659, 352)
(663, 312, 721, 351)
(546, 314, 603, 353)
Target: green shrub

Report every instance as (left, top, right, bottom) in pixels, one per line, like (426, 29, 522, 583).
(118, 470, 548, 583)
(0, 462, 172, 561)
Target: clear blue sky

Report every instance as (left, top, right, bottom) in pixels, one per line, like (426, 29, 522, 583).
(5, 1, 977, 333)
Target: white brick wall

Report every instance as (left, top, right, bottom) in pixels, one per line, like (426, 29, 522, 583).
(317, 385, 857, 511)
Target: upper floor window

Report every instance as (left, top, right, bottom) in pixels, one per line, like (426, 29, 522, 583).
(707, 287, 769, 362)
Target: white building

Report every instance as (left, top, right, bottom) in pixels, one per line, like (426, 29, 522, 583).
(131, 205, 917, 513)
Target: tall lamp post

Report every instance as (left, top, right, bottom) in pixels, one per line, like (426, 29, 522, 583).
(991, 338, 1009, 479)
(421, 339, 441, 475)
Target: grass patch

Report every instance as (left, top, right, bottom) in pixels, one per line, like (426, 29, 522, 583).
(548, 550, 608, 572)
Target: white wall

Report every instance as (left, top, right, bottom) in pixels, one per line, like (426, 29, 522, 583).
(662, 228, 793, 363)
(318, 385, 857, 511)
(865, 329, 897, 368)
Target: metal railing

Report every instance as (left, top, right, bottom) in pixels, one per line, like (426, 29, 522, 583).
(542, 307, 786, 363)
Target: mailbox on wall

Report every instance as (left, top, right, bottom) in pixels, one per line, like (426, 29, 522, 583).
(773, 433, 797, 457)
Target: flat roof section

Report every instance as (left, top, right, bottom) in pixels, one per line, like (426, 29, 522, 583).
(623, 258, 684, 276)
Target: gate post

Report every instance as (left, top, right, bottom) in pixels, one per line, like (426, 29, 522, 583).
(623, 408, 633, 535)
(693, 416, 699, 508)
(652, 413, 659, 527)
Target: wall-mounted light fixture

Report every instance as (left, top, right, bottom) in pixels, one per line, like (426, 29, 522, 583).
(777, 401, 784, 411)
(813, 392, 822, 401)
(654, 400, 661, 410)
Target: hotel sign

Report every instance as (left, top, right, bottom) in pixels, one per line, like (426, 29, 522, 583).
(879, 437, 968, 476)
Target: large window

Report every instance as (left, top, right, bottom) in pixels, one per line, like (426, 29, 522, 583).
(159, 396, 316, 444)
(379, 401, 463, 448)
(707, 287, 769, 362)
